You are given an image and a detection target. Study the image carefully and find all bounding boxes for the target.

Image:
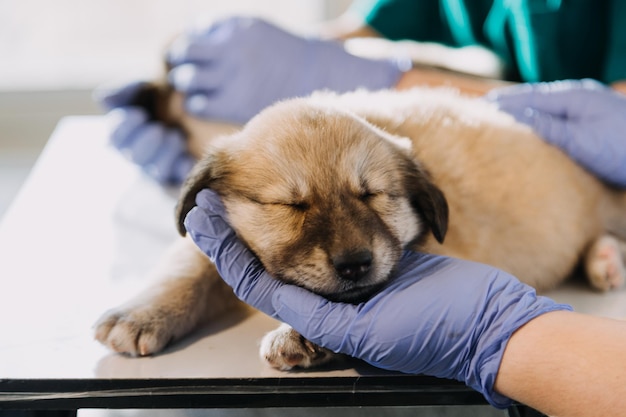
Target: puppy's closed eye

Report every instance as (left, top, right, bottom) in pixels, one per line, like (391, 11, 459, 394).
(279, 201, 310, 211)
(257, 201, 310, 213)
(358, 187, 385, 202)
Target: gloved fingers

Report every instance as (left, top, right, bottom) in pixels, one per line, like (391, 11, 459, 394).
(184, 189, 283, 316)
(499, 107, 571, 148)
(169, 155, 196, 184)
(502, 106, 626, 187)
(272, 285, 359, 353)
(168, 63, 227, 94)
(167, 17, 252, 66)
(106, 106, 193, 185)
(186, 93, 235, 120)
(487, 79, 607, 117)
(126, 123, 167, 166)
(107, 107, 149, 149)
(184, 192, 232, 255)
(148, 128, 186, 167)
(167, 34, 222, 66)
(230, 257, 284, 318)
(143, 128, 193, 183)
(193, 188, 228, 219)
(94, 80, 150, 110)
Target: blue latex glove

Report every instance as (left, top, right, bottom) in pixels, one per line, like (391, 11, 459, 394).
(94, 81, 195, 185)
(487, 79, 626, 187)
(167, 17, 409, 124)
(184, 189, 572, 409)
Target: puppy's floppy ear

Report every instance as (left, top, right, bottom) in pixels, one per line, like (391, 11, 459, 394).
(377, 128, 448, 244)
(402, 158, 449, 244)
(175, 155, 219, 236)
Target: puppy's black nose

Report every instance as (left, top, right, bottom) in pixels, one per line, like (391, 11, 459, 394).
(334, 250, 373, 282)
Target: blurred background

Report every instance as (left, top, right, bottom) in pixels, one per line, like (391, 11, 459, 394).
(0, 0, 352, 219)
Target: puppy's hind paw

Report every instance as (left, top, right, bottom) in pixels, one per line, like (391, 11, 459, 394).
(585, 235, 626, 292)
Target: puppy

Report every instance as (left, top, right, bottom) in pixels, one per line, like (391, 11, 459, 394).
(95, 86, 626, 370)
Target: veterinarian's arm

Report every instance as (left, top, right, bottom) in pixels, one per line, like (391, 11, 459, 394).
(183, 189, 572, 410)
(612, 80, 626, 94)
(494, 310, 626, 417)
(487, 79, 626, 187)
(394, 68, 508, 96)
(94, 81, 194, 184)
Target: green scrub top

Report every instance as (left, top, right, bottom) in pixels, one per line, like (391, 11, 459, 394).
(351, 0, 626, 83)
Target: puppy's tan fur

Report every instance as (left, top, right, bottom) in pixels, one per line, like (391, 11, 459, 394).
(96, 87, 626, 369)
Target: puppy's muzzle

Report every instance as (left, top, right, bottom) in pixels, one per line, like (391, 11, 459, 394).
(333, 250, 373, 282)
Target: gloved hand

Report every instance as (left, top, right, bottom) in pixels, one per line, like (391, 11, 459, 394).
(487, 79, 626, 187)
(94, 81, 195, 185)
(184, 189, 572, 408)
(167, 16, 409, 124)
(184, 189, 284, 316)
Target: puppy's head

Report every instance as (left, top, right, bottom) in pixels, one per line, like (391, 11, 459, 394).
(176, 98, 448, 302)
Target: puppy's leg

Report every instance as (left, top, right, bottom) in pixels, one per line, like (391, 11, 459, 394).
(259, 323, 339, 370)
(95, 237, 240, 356)
(584, 234, 626, 292)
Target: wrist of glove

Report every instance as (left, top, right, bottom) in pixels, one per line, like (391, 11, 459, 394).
(184, 189, 572, 408)
(487, 79, 626, 187)
(167, 17, 409, 124)
(95, 81, 195, 185)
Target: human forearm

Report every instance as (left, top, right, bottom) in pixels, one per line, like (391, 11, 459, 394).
(611, 80, 626, 95)
(320, 14, 509, 96)
(396, 75, 625, 98)
(395, 67, 511, 96)
(495, 310, 626, 416)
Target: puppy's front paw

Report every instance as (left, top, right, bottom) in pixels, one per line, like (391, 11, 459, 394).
(259, 323, 336, 370)
(94, 305, 177, 356)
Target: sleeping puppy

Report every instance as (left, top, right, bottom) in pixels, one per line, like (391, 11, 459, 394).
(95, 86, 626, 370)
